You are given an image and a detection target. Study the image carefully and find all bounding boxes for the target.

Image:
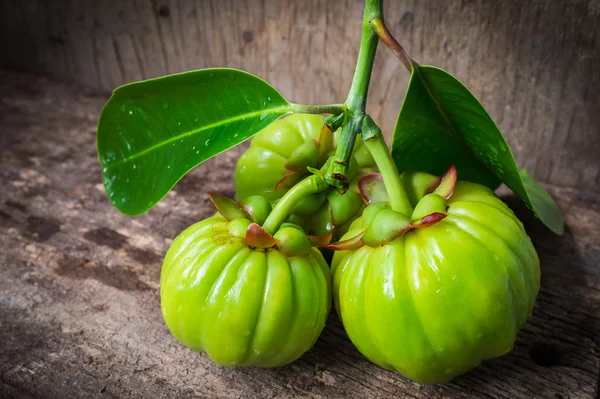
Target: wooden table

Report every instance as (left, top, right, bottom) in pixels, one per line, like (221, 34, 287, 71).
(1, 69, 598, 398)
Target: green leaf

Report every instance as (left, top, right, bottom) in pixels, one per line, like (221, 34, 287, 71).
(520, 169, 564, 235)
(391, 64, 564, 234)
(97, 68, 291, 215)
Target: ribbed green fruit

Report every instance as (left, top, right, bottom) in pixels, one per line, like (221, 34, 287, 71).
(161, 214, 332, 367)
(331, 182, 540, 383)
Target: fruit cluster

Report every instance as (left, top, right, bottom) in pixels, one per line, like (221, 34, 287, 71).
(160, 115, 540, 384)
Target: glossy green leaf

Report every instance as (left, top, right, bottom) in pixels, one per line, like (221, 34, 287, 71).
(97, 68, 291, 215)
(520, 169, 564, 235)
(391, 64, 564, 234)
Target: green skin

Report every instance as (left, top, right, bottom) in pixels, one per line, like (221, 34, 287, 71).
(160, 214, 332, 367)
(331, 181, 540, 384)
(235, 113, 376, 236)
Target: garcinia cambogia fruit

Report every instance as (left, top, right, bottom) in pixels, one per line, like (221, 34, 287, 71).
(329, 168, 540, 384)
(160, 193, 332, 367)
(234, 113, 376, 239)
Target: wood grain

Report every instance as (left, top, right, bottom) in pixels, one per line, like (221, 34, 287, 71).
(0, 0, 599, 192)
(0, 69, 598, 398)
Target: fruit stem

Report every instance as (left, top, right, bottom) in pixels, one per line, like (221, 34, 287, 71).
(369, 18, 414, 72)
(292, 103, 346, 115)
(325, 0, 382, 190)
(262, 175, 329, 235)
(364, 135, 413, 216)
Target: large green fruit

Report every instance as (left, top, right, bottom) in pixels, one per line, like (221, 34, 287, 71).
(331, 181, 540, 383)
(160, 213, 332, 367)
(234, 113, 376, 238)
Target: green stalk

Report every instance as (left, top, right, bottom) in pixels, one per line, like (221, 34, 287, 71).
(326, 0, 382, 190)
(262, 175, 329, 235)
(292, 103, 346, 115)
(364, 136, 412, 215)
(324, 0, 412, 215)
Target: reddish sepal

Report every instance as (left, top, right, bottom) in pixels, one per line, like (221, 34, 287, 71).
(358, 173, 389, 204)
(208, 192, 250, 221)
(307, 234, 332, 247)
(324, 230, 365, 251)
(433, 165, 457, 199)
(275, 171, 301, 191)
(244, 223, 276, 248)
(318, 125, 334, 157)
(411, 212, 447, 228)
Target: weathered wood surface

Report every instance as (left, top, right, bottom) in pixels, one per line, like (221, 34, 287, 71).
(1, 0, 599, 192)
(0, 69, 599, 398)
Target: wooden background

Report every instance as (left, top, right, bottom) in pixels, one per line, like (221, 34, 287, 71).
(0, 1, 599, 398)
(1, 0, 599, 191)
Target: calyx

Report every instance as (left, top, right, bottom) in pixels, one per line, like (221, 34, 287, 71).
(328, 165, 458, 248)
(209, 192, 331, 256)
(276, 125, 335, 191)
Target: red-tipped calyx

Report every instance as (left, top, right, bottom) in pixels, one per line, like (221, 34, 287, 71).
(318, 124, 334, 158)
(358, 173, 390, 204)
(433, 165, 457, 199)
(208, 192, 250, 221)
(275, 171, 301, 191)
(324, 230, 365, 251)
(362, 209, 411, 246)
(411, 212, 447, 228)
(244, 223, 276, 248)
(308, 233, 332, 247)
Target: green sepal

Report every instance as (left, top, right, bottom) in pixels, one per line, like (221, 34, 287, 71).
(208, 192, 250, 221)
(411, 193, 447, 221)
(362, 202, 389, 227)
(362, 209, 411, 247)
(400, 171, 442, 206)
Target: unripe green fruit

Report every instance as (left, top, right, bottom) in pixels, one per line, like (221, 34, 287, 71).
(239, 195, 272, 226)
(161, 214, 332, 368)
(234, 113, 376, 238)
(328, 190, 363, 227)
(286, 140, 320, 171)
(292, 192, 327, 216)
(274, 227, 312, 257)
(227, 218, 252, 239)
(332, 181, 540, 384)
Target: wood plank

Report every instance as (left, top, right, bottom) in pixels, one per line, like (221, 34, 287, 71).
(0, 69, 598, 398)
(0, 0, 599, 192)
